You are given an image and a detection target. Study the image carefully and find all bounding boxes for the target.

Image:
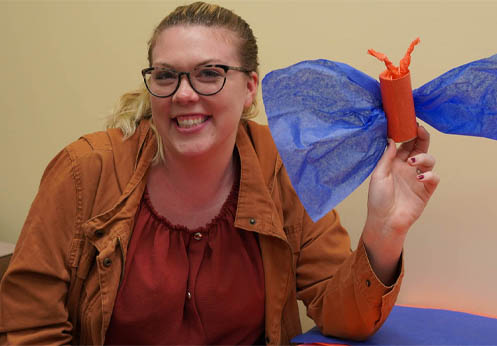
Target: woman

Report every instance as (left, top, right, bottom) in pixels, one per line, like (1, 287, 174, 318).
(0, 2, 439, 345)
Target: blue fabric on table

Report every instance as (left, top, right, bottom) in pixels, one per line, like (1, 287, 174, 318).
(262, 54, 497, 222)
(291, 305, 497, 345)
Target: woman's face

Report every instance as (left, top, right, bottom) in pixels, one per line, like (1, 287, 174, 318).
(149, 25, 258, 160)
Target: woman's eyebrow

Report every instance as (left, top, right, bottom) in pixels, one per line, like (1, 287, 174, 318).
(196, 59, 220, 66)
(153, 59, 224, 69)
(153, 62, 174, 68)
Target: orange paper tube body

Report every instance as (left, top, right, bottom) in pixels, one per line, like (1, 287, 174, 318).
(379, 71, 417, 142)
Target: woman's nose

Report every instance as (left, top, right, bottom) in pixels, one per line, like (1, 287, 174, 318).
(172, 74, 199, 104)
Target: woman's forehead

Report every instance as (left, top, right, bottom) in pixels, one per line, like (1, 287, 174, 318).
(151, 25, 241, 66)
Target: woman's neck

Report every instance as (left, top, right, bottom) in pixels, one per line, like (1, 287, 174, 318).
(146, 141, 237, 223)
(161, 151, 234, 202)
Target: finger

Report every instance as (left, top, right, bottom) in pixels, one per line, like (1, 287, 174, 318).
(397, 125, 431, 160)
(416, 171, 440, 194)
(413, 125, 431, 154)
(408, 153, 436, 171)
(372, 138, 397, 178)
(396, 138, 416, 161)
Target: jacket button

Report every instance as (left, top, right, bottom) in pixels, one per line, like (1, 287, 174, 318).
(103, 258, 112, 267)
(193, 232, 203, 240)
(249, 218, 256, 225)
(366, 279, 371, 287)
(94, 230, 104, 237)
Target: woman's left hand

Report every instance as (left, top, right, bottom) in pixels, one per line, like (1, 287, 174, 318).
(362, 125, 440, 284)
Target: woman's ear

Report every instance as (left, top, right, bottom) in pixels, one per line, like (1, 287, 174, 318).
(244, 71, 259, 109)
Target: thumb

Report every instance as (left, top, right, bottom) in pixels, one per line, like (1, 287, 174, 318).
(372, 138, 397, 179)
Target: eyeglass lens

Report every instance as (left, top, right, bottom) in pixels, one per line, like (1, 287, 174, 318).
(146, 66, 227, 97)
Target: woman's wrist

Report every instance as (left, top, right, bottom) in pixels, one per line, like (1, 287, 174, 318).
(361, 221, 406, 286)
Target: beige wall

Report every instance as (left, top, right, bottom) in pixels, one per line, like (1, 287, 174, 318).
(2, 0, 497, 332)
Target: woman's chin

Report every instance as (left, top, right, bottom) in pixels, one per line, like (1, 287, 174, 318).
(170, 141, 216, 159)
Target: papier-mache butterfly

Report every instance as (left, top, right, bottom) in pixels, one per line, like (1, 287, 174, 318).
(262, 39, 497, 221)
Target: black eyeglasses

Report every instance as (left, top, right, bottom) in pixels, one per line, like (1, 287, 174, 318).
(141, 64, 251, 98)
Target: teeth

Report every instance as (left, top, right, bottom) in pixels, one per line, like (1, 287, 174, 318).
(176, 116, 207, 128)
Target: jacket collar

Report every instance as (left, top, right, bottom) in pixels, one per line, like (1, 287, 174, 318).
(82, 120, 156, 251)
(84, 119, 288, 249)
(234, 122, 286, 241)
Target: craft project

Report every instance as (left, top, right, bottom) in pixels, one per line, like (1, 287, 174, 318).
(262, 40, 497, 222)
(368, 38, 420, 142)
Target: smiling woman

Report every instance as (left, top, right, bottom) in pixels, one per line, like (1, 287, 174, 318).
(148, 25, 257, 164)
(0, 2, 441, 345)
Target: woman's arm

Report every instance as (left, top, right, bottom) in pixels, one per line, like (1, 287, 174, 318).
(296, 208, 403, 341)
(295, 126, 438, 341)
(362, 125, 439, 285)
(0, 149, 77, 345)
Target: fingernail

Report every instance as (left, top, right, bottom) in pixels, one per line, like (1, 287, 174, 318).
(410, 157, 416, 163)
(417, 174, 424, 180)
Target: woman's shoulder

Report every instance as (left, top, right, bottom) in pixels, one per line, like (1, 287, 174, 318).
(239, 119, 290, 186)
(242, 120, 279, 158)
(48, 121, 152, 193)
(38, 123, 153, 217)
(240, 119, 282, 172)
(64, 121, 151, 166)
(65, 127, 128, 159)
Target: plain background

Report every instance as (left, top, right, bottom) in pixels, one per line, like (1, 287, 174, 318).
(1, 0, 497, 332)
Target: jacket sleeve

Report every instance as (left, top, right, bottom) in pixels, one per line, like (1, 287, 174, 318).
(295, 202, 404, 341)
(0, 148, 77, 345)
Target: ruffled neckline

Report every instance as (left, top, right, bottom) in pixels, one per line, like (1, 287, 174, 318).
(143, 171, 240, 233)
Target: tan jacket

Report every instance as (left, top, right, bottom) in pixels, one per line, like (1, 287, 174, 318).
(0, 120, 402, 345)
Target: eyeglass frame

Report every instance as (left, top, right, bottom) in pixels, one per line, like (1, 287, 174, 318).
(141, 64, 252, 98)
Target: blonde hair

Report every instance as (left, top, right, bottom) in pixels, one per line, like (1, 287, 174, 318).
(106, 2, 260, 163)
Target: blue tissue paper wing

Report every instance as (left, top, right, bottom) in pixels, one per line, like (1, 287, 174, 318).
(262, 59, 387, 222)
(414, 54, 497, 140)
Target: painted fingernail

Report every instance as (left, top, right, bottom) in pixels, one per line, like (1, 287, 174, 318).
(417, 174, 424, 180)
(410, 157, 416, 163)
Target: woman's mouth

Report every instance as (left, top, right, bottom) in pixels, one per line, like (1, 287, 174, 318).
(175, 114, 210, 129)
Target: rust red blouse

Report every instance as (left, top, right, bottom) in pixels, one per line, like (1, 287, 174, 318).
(105, 177, 265, 345)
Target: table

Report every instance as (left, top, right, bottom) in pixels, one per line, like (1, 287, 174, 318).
(292, 305, 497, 345)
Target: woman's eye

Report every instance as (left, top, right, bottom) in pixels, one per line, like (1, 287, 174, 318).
(154, 70, 176, 80)
(197, 68, 223, 79)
